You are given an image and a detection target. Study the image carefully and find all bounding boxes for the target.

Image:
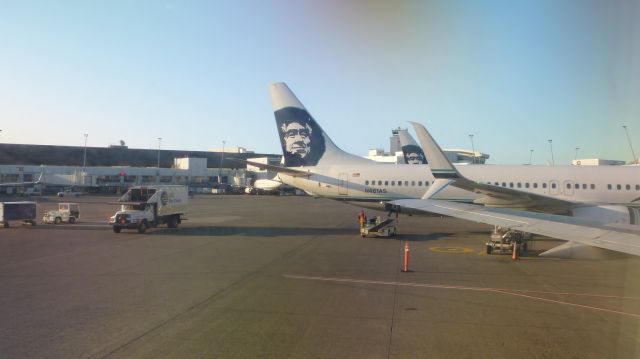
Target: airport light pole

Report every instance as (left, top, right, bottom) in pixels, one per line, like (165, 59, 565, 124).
(529, 149, 534, 165)
(468, 134, 476, 164)
(157, 137, 162, 168)
(219, 140, 225, 184)
(548, 139, 555, 166)
(622, 125, 637, 164)
(157, 137, 162, 183)
(82, 133, 88, 172)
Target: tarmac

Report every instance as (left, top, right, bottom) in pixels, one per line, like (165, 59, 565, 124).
(1, 194, 639, 358)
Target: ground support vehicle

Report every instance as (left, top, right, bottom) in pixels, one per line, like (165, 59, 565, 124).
(1, 201, 37, 228)
(486, 227, 530, 255)
(361, 217, 397, 238)
(109, 185, 188, 234)
(43, 203, 80, 224)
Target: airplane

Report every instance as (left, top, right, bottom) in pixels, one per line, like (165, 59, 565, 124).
(388, 122, 640, 258)
(246, 82, 477, 208)
(0, 172, 44, 188)
(0, 172, 45, 196)
(249, 83, 640, 255)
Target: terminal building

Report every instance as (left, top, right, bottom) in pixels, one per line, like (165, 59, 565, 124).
(0, 143, 280, 194)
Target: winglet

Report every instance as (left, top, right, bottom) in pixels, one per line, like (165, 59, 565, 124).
(409, 122, 460, 179)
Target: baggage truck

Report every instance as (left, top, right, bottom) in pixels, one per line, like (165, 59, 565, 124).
(1, 201, 37, 228)
(109, 185, 188, 234)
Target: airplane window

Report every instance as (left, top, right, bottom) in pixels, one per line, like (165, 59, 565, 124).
(502, 182, 506, 187)
(607, 184, 612, 190)
(636, 185, 640, 191)
(525, 183, 529, 188)
(405, 181, 409, 186)
(494, 182, 499, 186)
(517, 183, 521, 188)
(626, 184, 631, 190)
(426, 181, 430, 186)
(566, 183, 570, 189)
(533, 183, 538, 188)
(384, 181, 388, 186)
(582, 184, 586, 189)
(397, 181, 402, 186)
(365, 180, 369, 185)
(411, 181, 415, 186)
(418, 181, 422, 186)
(509, 182, 514, 188)
(617, 184, 621, 190)
(591, 184, 595, 190)
(551, 183, 556, 189)
(391, 181, 395, 186)
(378, 180, 382, 186)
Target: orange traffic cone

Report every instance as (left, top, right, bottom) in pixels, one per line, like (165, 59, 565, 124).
(512, 241, 519, 260)
(402, 242, 410, 272)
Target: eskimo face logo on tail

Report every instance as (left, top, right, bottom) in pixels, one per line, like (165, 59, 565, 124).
(275, 107, 326, 167)
(402, 144, 427, 164)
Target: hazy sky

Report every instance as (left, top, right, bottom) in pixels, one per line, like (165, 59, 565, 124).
(1, 0, 639, 165)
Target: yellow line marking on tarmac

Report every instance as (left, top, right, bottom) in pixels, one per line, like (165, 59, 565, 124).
(429, 246, 474, 254)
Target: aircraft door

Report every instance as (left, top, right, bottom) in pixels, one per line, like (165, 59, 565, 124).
(549, 180, 559, 195)
(563, 180, 574, 196)
(338, 173, 348, 196)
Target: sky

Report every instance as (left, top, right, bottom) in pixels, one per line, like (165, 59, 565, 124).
(0, 0, 639, 165)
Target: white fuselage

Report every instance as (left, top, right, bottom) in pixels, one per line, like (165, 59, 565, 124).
(279, 163, 640, 204)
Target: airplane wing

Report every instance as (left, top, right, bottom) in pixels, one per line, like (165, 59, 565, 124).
(390, 198, 640, 256)
(0, 173, 44, 187)
(410, 121, 576, 213)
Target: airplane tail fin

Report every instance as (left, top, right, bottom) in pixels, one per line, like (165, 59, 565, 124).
(396, 128, 427, 164)
(269, 83, 370, 167)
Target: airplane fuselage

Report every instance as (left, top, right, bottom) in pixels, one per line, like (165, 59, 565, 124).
(278, 163, 640, 205)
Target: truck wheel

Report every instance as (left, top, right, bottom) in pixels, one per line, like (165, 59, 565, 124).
(113, 226, 121, 233)
(138, 220, 147, 234)
(69, 217, 75, 224)
(486, 245, 493, 254)
(54, 217, 61, 225)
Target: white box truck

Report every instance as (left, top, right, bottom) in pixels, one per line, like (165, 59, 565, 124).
(109, 185, 188, 234)
(1, 201, 37, 228)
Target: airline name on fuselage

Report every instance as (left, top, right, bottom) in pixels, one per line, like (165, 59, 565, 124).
(365, 187, 387, 194)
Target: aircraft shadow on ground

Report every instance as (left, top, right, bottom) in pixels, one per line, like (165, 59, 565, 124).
(151, 225, 357, 237)
(394, 233, 453, 242)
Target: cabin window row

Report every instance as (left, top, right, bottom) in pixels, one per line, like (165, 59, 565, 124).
(365, 180, 431, 187)
(487, 182, 597, 190)
(607, 184, 640, 191)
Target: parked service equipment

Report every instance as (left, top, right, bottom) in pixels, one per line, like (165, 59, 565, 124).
(486, 228, 529, 255)
(43, 203, 80, 224)
(1, 201, 37, 228)
(361, 217, 397, 238)
(109, 185, 188, 234)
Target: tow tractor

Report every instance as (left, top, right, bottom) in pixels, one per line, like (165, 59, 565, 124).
(486, 226, 530, 255)
(361, 216, 397, 238)
(43, 203, 80, 224)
